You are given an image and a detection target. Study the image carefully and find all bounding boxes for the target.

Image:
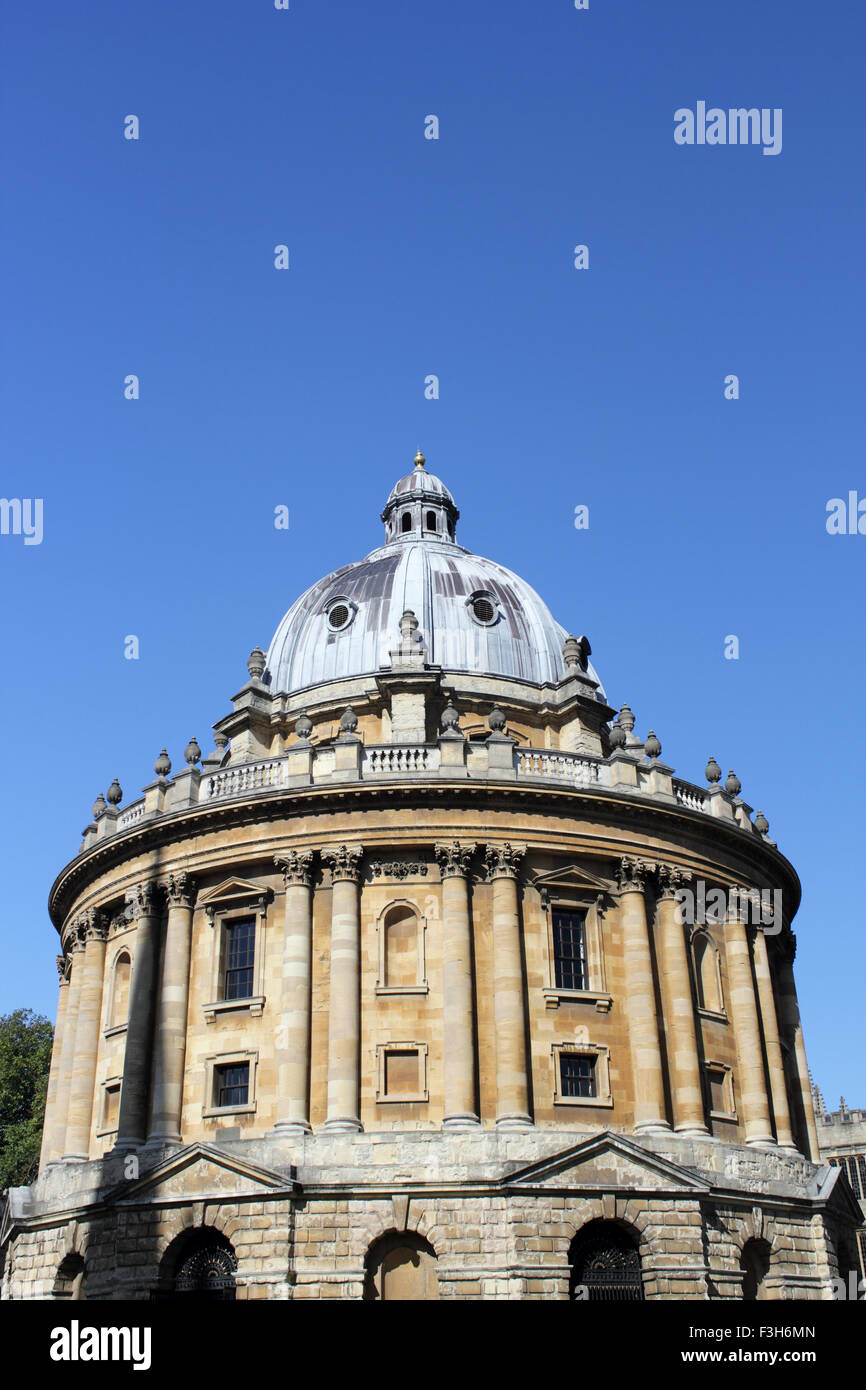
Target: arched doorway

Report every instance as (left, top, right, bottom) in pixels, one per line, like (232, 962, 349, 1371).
(364, 1231, 439, 1301)
(155, 1227, 238, 1301)
(569, 1221, 644, 1301)
(740, 1237, 772, 1300)
(53, 1251, 86, 1300)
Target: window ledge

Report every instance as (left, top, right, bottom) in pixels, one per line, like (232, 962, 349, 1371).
(698, 1008, 728, 1024)
(553, 1095, 614, 1108)
(203, 1102, 257, 1119)
(375, 985, 429, 996)
(96, 1126, 120, 1138)
(375, 1092, 430, 1104)
(103, 1023, 128, 1038)
(710, 1109, 738, 1123)
(544, 988, 612, 1013)
(204, 995, 265, 1023)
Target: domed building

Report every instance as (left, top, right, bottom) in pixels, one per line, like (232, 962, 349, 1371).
(1, 452, 861, 1301)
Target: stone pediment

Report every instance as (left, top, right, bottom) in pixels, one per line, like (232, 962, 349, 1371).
(198, 877, 269, 907)
(106, 1144, 295, 1205)
(502, 1132, 710, 1194)
(530, 863, 613, 895)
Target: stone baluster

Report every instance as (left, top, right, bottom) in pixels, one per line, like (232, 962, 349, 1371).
(62, 910, 109, 1161)
(115, 882, 163, 1150)
(272, 849, 316, 1136)
(323, 844, 364, 1132)
(147, 872, 197, 1145)
(724, 900, 775, 1146)
(434, 842, 479, 1130)
(655, 867, 709, 1136)
(39, 954, 72, 1169)
(617, 858, 670, 1134)
(485, 843, 533, 1130)
(751, 925, 797, 1153)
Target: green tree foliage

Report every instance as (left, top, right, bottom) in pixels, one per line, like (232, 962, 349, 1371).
(0, 1009, 53, 1189)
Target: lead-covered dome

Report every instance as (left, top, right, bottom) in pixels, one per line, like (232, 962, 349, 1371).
(265, 454, 605, 694)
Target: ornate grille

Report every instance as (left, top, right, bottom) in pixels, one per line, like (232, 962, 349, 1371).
(571, 1228, 644, 1302)
(175, 1245, 238, 1299)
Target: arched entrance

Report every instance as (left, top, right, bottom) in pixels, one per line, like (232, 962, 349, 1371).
(569, 1221, 644, 1301)
(740, 1237, 772, 1300)
(364, 1231, 439, 1301)
(53, 1251, 86, 1300)
(155, 1227, 238, 1301)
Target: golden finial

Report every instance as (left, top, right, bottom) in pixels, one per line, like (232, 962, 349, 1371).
(414, 449, 426, 469)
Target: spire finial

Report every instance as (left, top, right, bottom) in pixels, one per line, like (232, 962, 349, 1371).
(414, 449, 425, 469)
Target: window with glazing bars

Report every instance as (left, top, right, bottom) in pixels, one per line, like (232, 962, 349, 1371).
(224, 918, 255, 1000)
(553, 911, 588, 991)
(560, 1053, 596, 1099)
(215, 1063, 249, 1108)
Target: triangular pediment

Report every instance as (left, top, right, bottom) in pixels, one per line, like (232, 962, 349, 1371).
(531, 863, 613, 894)
(503, 1132, 710, 1194)
(813, 1163, 865, 1224)
(197, 877, 269, 907)
(105, 1143, 296, 1206)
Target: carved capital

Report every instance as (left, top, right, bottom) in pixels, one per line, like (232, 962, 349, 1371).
(163, 871, 197, 908)
(126, 880, 163, 919)
(617, 856, 655, 893)
(656, 864, 692, 900)
(56, 954, 71, 984)
(484, 842, 526, 881)
(434, 841, 476, 879)
(81, 907, 109, 943)
(324, 843, 364, 883)
(274, 849, 315, 887)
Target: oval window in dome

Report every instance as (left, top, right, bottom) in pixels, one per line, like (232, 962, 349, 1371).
(469, 594, 497, 625)
(327, 603, 353, 631)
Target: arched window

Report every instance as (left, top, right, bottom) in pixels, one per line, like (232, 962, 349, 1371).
(53, 1252, 86, 1301)
(379, 903, 425, 990)
(425, 510, 437, 532)
(109, 951, 131, 1030)
(401, 511, 412, 532)
(740, 1237, 772, 1300)
(693, 931, 723, 1013)
(364, 1231, 438, 1301)
(569, 1221, 644, 1301)
(155, 1228, 238, 1301)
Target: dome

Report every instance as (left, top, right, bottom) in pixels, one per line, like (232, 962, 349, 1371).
(265, 455, 605, 695)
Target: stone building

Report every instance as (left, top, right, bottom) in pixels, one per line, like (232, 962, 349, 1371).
(1, 452, 861, 1300)
(813, 1087, 866, 1288)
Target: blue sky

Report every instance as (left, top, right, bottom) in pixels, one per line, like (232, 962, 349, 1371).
(1, 1, 863, 1105)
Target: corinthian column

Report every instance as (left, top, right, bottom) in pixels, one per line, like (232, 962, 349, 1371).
(485, 843, 533, 1130)
(323, 844, 364, 1133)
(434, 842, 479, 1130)
(63, 910, 109, 1161)
(775, 930, 820, 1160)
(39, 954, 72, 1169)
(272, 850, 315, 1136)
(655, 867, 708, 1137)
(617, 858, 669, 1134)
(147, 872, 197, 1145)
(725, 901, 774, 1146)
(115, 882, 163, 1150)
(751, 926, 796, 1153)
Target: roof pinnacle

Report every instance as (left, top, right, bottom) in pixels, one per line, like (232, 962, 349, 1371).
(414, 449, 426, 469)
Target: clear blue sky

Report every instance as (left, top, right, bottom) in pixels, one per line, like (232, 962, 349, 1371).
(1, 1, 863, 1105)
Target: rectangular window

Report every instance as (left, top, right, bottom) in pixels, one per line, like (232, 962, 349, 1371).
(215, 1062, 249, 1109)
(552, 910, 588, 991)
(707, 1068, 728, 1114)
(103, 1083, 121, 1131)
(223, 918, 255, 1000)
(560, 1053, 596, 1099)
(385, 1050, 420, 1097)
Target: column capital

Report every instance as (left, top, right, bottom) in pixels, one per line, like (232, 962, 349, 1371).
(163, 871, 197, 908)
(56, 954, 71, 984)
(81, 907, 109, 943)
(274, 849, 315, 886)
(617, 855, 655, 893)
(656, 864, 692, 900)
(434, 841, 476, 878)
(125, 880, 164, 919)
(323, 843, 364, 883)
(484, 842, 526, 880)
